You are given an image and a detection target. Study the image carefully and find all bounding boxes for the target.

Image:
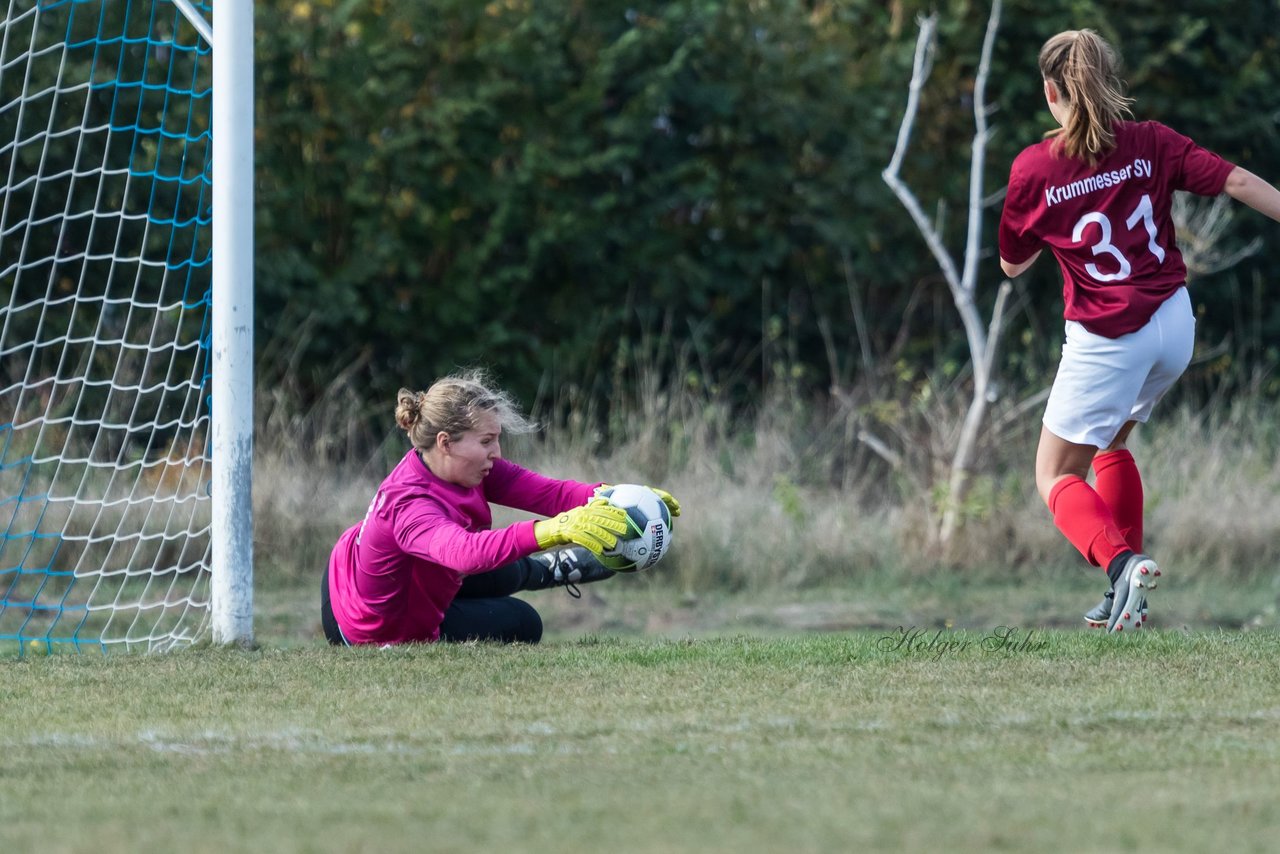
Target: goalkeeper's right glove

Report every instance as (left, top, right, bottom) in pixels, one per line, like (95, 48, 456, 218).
(533, 499, 631, 556)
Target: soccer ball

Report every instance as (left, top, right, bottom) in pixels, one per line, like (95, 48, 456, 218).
(597, 484, 673, 572)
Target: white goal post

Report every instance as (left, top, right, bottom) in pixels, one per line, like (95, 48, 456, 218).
(0, 0, 253, 653)
(210, 0, 253, 646)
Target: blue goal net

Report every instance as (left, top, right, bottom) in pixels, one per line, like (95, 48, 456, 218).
(0, 0, 215, 653)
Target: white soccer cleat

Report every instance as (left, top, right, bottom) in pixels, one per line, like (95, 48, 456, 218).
(1106, 554, 1160, 633)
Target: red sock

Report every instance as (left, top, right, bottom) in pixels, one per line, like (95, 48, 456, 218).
(1047, 476, 1131, 569)
(1093, 448, 1143, 552)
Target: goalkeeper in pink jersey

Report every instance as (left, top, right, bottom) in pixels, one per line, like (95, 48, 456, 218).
(998, 29, 1280, 632)
(322, 370, 680, 646)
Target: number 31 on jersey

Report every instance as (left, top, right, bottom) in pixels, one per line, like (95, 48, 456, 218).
(1071, 193, 1166, 282)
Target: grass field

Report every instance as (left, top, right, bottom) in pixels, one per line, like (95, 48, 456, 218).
(6, 392, 1280, 852)
(5, 627, 1280, 853)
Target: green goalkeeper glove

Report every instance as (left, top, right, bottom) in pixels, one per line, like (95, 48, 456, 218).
(595, 484, 682, 518)
(533, 499, 631, 555)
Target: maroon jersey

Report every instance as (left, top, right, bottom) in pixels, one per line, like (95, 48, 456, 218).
(999, 120, 1235, 337)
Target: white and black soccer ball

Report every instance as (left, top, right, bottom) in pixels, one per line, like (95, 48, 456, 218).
(597, 484, 673, 572)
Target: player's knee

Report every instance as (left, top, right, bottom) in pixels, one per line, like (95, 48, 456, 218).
(510, 599, 543, 644)
(1035, 455, 1093, 505)
(1037, 471, 1081, 508)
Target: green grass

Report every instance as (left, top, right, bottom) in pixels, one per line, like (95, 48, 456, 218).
(5, 631, 1280, 853)
(242, 567, 1280, 652)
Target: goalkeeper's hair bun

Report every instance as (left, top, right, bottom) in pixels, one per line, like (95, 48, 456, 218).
(397, 369, 538, 452)
(394, 388, 423, 432)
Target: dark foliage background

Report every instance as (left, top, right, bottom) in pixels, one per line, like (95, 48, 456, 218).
(253, 0, 1280, 418)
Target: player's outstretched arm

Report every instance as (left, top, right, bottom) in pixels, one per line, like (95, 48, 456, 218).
(1225, 167, 1280, 223)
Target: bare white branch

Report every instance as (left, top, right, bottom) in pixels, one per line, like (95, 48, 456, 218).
(960, 0, 1002, 298)
(1173, 191, 1264, 278)
(938, 279, 1011, 544)
(884, 13, 938, 179)
(978, 280, 1014, 391)
(841, 248, 876, 380)
(882, 1, 1010, 547)
(857, 429, 903, 470)
(882, 8, 996, 373)
(987, 386, 1052, 441)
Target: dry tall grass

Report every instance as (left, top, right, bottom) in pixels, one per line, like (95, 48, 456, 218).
(253, 367, 1280, 597)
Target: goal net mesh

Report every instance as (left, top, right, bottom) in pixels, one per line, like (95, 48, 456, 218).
(1, 0, 214, 653)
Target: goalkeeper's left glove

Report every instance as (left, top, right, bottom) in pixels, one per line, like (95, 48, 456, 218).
(596, 484, 681, 518)
(649, 486, 681, 518)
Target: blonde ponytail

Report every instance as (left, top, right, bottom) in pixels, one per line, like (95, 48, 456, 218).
(1039, 29, 1134, 165)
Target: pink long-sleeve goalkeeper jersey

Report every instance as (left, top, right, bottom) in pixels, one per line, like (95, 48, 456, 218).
(327, 450, 597, 645)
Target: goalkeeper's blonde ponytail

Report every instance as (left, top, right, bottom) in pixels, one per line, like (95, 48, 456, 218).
(396, 369, 536, 452)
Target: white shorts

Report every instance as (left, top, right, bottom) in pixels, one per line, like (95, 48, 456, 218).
(1043, 287, 1194, 448)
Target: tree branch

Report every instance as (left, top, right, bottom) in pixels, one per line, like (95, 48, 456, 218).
(882, 11, 986, 368)
(960, 0, 1002, 298)
(882, 1, 1008, 547)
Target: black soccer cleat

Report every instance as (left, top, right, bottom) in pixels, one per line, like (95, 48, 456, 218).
(533, 546, 616, 598)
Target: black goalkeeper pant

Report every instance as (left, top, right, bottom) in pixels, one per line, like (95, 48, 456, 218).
(321, 557, 547, 646)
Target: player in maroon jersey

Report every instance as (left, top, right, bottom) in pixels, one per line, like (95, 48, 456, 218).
(998, 29, 1280, 632)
